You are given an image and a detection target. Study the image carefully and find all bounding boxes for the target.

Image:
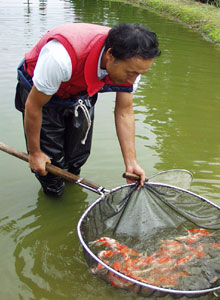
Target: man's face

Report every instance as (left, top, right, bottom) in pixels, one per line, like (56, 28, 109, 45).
(105, 51, 154, 85)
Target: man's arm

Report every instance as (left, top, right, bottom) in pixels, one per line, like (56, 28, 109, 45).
(114, 91, 145, 186)
(24, 85, 52, 175)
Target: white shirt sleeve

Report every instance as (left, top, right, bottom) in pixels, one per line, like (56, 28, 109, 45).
(133, 75, 141, 93)
(33, 39, 72, 95)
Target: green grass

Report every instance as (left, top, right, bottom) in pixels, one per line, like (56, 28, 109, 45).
(123, 0, 220, 44)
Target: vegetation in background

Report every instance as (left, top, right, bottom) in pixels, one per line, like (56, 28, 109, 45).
(122, 0, 220, 44)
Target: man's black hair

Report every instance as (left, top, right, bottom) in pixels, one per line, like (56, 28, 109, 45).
(104, 23, 161, 60)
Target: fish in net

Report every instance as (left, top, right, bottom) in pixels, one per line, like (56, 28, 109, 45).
(89, 229, 220, 290)
(78, 183, 220, 297)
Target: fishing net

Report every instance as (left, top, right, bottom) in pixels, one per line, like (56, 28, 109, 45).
(78, 183, 220, 298)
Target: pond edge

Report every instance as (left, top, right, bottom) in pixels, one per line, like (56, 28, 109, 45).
(115, 0, 220, 45)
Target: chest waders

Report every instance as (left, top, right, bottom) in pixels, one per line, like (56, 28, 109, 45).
(15, 60, 97, 196)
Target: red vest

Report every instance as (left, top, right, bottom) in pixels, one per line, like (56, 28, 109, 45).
(25, 23, 131, 98)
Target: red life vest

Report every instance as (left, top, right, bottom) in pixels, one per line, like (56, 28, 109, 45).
(25, 23, 132, 98)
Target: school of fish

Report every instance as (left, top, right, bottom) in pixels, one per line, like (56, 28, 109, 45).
(90, 228, 220, 289)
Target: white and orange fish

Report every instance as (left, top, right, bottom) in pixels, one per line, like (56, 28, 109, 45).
(90, 228, 219, 290)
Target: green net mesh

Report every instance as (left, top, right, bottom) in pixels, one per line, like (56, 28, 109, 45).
(79, 183, 220, 297)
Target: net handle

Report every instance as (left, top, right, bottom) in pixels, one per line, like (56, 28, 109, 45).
(0, 142, 104, 194)
(123, 172, 145, 181)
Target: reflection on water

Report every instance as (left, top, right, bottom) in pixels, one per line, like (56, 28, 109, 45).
(12, 186, 91, 300)
(0, 0, 220, 299)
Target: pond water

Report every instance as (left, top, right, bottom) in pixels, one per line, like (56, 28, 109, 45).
(0, 0, 220, 299)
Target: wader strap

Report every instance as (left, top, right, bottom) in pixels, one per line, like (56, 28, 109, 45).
(17, 59, 33, 92)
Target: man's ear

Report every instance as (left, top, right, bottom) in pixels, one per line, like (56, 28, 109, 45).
(102, 48, 118, 68)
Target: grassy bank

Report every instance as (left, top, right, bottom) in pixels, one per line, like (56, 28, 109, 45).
(123, 0, 220, 44)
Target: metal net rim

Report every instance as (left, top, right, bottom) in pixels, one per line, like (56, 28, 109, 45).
(77, 182, 220, 295)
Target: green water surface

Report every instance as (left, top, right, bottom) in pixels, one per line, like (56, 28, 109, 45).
(0, 0, 220, 299)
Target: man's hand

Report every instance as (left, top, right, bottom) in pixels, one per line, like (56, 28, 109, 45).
(125, 161, 146, 187)
(28, 151, 51, 176)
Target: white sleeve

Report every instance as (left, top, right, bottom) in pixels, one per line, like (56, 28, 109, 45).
(133, 75, 141, 93)
(33, 40, 72, 95)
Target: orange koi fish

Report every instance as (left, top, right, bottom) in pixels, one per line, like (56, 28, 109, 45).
(90, 228, 219, 290)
